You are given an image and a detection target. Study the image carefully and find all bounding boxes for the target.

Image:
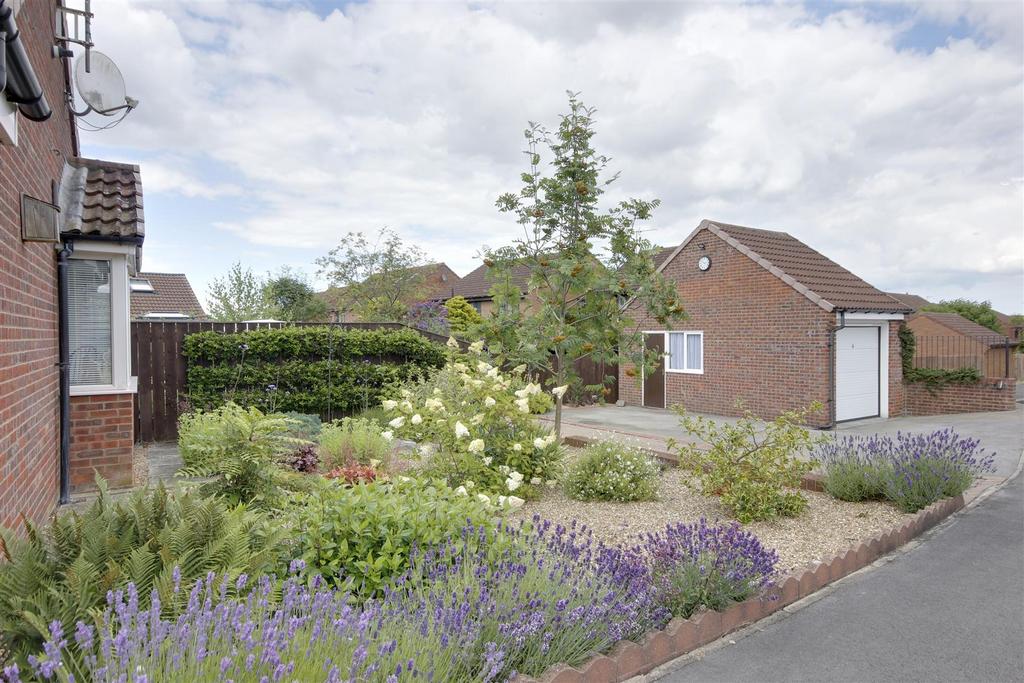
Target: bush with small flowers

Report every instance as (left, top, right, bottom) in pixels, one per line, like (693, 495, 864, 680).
(381, 339, 562, 501)
(563, 441, 662, 502)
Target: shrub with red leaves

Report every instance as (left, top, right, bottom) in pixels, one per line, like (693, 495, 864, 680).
(326, 463, 379, 484)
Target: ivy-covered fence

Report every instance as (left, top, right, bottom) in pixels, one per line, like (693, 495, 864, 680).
(132, 322, 448, 442)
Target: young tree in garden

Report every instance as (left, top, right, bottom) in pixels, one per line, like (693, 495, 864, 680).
(206, 262, 273, 321)
(445, 295, 483, 336)
(486, 92, 685, 436)
(316, 229, 430, 322)
(263, 267, 328, 322)
(921, 299, 1003, 333)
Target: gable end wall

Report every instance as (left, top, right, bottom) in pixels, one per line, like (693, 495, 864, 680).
(619, 229, 834, 426)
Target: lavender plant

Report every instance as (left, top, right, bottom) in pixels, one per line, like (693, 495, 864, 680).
(636, 518, 778, 618)
(817, 429, 995, 512)
(26, 520, 666, 683)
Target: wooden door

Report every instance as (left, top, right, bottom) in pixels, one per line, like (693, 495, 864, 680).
(643, 333, 665, 408)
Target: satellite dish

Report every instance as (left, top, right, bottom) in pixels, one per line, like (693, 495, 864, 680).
(74, 51, 129, 115)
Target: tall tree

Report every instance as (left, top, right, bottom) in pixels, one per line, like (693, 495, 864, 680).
(206, 262, 272, 321)
(921, 299, 1003, 333)
(263, 267, 328, 322)
(486, 92, 684, 436)
(316, 229, 430, 322)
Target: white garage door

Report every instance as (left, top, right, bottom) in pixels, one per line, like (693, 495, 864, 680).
(835, 326, 880, 422)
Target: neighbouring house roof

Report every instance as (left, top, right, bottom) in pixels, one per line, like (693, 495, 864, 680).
(130, 272, 206, 320)
(884, 292, 931, 311)
(319, 262, 461, 310)
(451, 245, 678, 301)
(658, 220, 912, 314)
(59, 157, 145, 241)
(910, 312, 1007, 345)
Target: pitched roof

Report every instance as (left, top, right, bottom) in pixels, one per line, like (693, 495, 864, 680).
(451, 245, 678, 301)
(658, 220, 911, 313)
(59, 157, 145, 241)
(911, 311, 1006, 344)
(131, 273, 206, 320)
(319, 262, 461, 308)
(884, 292, 931, 311)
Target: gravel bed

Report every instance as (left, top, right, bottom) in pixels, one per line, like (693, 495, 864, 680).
(511, 460, 907, 574)
(132, 444, 149, 487)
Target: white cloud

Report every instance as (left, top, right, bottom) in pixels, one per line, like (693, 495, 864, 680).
(76, 0, 1023, 311)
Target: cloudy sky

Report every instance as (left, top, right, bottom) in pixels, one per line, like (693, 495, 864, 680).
(76, 0, 1023, 313)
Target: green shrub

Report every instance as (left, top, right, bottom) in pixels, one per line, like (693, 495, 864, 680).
(822, 459, 888, 502)
(669, 404, 823, 523)
(178, 402, 306, 505)
(353, 406, 389, 427)
(384, 342, 562, 500)
(563, 441, 661, 502)
(183, 326, 445, 416)
(318, 417, 391, 470)
(0, 480, 284, 671)
(282, 411, 322, 440)
(283, 477, 496, 597)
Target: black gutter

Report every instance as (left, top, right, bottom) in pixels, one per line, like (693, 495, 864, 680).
(57, 241, 74, 504)
(825, 310, 847, 430)
(0, 0, 52, 122)
(63, 233, 145, 246)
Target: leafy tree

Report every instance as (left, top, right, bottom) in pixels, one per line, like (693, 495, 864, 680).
(316, 229, 431, 322)
(263, 267, 328, 322)
(485, 92, 684, 436)
(206, 262, 273, 321)
(921, 299, 1003, 334)
(445, 295, 483, 336)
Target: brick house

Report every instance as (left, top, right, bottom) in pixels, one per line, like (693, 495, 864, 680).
(620, 220, 912, 427)
(906, 311, 1016, 379)
(321, 262, 461, 322)
(451, 248, 676, 316)
(2, 0, 144, 527)
(131, 272, 206, 320)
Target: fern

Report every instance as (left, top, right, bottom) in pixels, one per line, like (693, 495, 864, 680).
(0, 477, 286, 672)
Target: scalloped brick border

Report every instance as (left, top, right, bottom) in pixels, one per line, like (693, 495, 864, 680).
(515, 493, 965, 683)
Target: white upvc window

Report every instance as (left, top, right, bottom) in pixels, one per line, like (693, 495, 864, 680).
(666, 331, 703, 374)
(68, 243, 135, 395)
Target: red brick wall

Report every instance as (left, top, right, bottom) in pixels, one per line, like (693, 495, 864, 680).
(69, 394, 134, 491)
(888, 323, 905, 417)
(0, 0, 79, 528)
(904, 378, 1016, 416)
(620, 229, 834, 426)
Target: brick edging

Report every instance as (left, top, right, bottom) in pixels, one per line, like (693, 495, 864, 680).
(515, 493, 966, 683)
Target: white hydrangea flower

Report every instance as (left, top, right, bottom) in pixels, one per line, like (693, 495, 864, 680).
(533, 437, 546, 449)
(487, 367, 500, 379)
(454, 421, 470, 438)
(464, 480, 475, 489)
(470, 413, 485, 425)
(447, 336, 460, 349)
(509, 471, 524, 482)
(512, 364, 527, 375)
(388, 416, 406, 428)
(515, 398, 530, 413)
(506, 495, 525, 508)
(512, 443, 522, 452)
(469, 340, 485, 354)
(453, 362, 468, 372)
(468, 439, 485, 453)
(381, 399, 398, 411)
(482, 456, 493, 466)
(477, 361, 491, 373)
(411, 414, 423, 425)
(381, 430, 394, 441)
(418, 444, 433, 457)
(484, 396, 496, 407)
(514, 388, 528, 399)
(543, 432, 558, 447)
(477, 493, 491, 504)
(400, 389, 412, 398)
(505, 477, 522, 492)
(471, 379, 484, 388)
(551, 385, 568, 399)
(424, 397, 444, 411)
(400, 400, 413, 412)
(455, 486, 468, 496)
(498, 465, 511, 475)
(525, 383, 542, 395)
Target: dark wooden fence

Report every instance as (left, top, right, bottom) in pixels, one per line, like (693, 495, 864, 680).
(913, 334, 1018, 379)
(130, 321, 453, 443)
(131, 321, 618, 442)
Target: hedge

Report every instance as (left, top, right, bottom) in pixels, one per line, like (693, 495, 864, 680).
(183, 327, 446, 416)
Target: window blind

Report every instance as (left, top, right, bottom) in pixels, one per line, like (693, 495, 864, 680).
(68, 259, 112, 385)
(686, 332, 702, 371)
(668, 332, 686, 370)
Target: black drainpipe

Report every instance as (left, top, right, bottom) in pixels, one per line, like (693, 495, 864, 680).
(57, 240, 74, 504)
(826, 310, 847, 430)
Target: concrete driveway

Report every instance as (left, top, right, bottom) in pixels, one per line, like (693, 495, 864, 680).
(555, 404, 1024, 476)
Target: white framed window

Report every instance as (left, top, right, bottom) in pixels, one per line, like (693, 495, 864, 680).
(667, 331, 703, 374)
(68, 243, 135, 394)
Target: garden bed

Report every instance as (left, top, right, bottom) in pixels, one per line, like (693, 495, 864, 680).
(511, 449, 907, 573)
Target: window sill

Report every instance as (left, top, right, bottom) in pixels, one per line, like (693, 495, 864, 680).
(666, 368, 704, 375)
(69, 377, 138, 396)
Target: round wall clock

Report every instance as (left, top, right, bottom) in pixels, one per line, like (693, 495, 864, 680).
(697, 255, 711, 271)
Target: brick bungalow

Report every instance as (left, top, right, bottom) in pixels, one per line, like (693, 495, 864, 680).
(321, 262, 461, 322)
(2, 0, 144, 527)
(906, 311, 1015, 379)
(131, 272, 206, 320)
(620, 220, 913, 427)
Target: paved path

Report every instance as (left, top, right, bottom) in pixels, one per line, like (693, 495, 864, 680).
(647, 470, 1024, 683)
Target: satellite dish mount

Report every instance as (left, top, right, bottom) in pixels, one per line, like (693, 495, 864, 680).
(70, 51, 138, 117)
